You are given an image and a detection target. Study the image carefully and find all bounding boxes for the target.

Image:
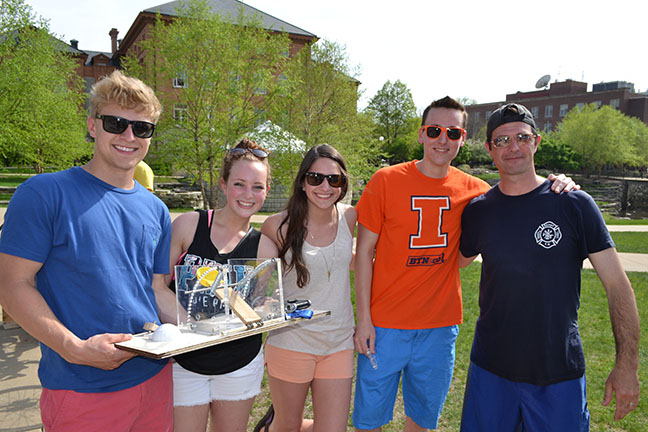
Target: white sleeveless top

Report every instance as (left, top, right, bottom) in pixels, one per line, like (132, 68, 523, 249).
(267, 204, 355, 355)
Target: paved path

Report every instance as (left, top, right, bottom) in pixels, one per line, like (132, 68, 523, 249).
(0, 209, 647, 431)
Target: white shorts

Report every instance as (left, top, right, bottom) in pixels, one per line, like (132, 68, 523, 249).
(172, 348, 264, 406)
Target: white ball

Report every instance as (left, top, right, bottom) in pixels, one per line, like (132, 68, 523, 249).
(151, 323, 182, 342)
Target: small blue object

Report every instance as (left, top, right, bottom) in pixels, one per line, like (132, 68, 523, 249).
(286, 309, 313, 319)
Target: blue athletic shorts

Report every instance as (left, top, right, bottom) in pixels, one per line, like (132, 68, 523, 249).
(460, 362, 590, 432)
(352, 325, 459, 430)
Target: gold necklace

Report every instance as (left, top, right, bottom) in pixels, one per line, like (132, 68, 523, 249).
(307, 207, 338, 280)
(320, 244, 335, 281)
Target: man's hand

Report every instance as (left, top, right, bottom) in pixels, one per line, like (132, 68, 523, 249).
(66, 333, 136, 370)
(353, 318, 376, 356)
(547, 173, 580, 193)
(602, 365, 640, 420)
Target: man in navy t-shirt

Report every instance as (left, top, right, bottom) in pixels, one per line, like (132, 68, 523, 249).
(459, 103, 640, 431)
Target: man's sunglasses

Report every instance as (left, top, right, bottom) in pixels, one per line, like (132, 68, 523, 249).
(229, 147, 268, 159)
(420, 125, 466, 141)
(304, 172, 346, 188)
(491, 133, 537, 148)
(95, 114, 156, 139)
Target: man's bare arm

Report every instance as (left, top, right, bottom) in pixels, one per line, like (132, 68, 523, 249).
(588, 248, 640, 420)
(353, 224, 378, 355)
(0, 252, 135, 370)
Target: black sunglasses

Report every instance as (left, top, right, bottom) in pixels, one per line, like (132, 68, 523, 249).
(420, 125, 465, 141)
(95, 114, 156, 139)
(304, 172, 346, 188)
(228, 147, 268, 159)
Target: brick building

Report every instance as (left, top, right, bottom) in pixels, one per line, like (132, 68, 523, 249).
(465, 79, 648, 138)
(62, 0, 316, 105)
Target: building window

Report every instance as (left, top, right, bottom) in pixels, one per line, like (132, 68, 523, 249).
(559, 104, 568, 117)
(531, 106, 539, 118)
(473, 112, 480, 122)
(610, 98, 620, 109)
(576, 103, 584, 110)
(544, 121, 552, 131)
(593, 101, 602, 108)
(544, 105, 553, 118)
(485, 111, 491, 121)
(173, 72, 188, 88)
(174, 104, 188, 122)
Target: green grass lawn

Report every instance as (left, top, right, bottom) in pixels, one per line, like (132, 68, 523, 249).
(0, 175, 31, 187)
(248, 266, 648, 431)
(610, 232, 648, 254)
(603, 212, 648, 225)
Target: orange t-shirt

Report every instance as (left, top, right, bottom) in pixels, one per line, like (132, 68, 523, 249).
(356, 162, 490, 329)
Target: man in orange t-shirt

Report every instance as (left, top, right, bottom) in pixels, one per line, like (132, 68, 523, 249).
(352, 96, 488, 431)
(352, 96, 574, 431)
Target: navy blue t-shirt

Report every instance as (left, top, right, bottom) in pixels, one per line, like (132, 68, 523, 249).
(460, 180, 613, 385)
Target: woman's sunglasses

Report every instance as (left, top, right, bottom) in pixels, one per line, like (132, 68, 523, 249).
(95, 114, 156, 139)
(304, 172, 346, 188)
(420, 125, 465, 141)
(228, 147, 268, 159)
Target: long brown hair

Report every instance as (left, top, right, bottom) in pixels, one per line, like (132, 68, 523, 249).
(278, 144, 349, 287)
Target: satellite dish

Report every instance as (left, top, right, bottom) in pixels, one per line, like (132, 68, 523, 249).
(535, 74, 551, 89)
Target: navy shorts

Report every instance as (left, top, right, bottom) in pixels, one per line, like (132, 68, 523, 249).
(461, 362, 590, 431)
(352, 325, 458, 430)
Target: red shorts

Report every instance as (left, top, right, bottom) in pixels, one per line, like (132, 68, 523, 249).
(40, 362, 173, 431)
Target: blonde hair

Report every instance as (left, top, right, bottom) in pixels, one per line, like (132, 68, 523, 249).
(89, 70, 162, 122)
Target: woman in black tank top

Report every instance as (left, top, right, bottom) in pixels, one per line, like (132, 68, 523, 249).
(165, 139, 277, 432)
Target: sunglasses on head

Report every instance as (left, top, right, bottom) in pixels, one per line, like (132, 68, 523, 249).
(304, 172, 346, 188)
(491, 133, 537, 148)
(95, 114, 156, 139)
(228, 147, 268, 159)
(420, 125, 465, 141)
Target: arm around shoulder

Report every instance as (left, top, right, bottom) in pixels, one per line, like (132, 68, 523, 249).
(260, 212, 286, 249)
(257, 233, 278, 260)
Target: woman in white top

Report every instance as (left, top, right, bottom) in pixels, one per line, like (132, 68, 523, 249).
(257, 144, 357, 432)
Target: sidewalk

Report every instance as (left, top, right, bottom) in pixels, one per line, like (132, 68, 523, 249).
(0, 209, 647, 431)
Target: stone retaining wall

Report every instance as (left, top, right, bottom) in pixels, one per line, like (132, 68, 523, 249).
(622, 179, 648, 211)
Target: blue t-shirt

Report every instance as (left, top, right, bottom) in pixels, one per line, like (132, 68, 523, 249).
(460, 180, 613, 385)
(0, 167, 172, 392)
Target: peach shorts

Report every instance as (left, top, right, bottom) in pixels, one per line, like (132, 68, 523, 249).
(265, 344, 354, 383)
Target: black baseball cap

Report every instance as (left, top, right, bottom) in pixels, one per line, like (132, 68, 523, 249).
(486, 103, 537, 142)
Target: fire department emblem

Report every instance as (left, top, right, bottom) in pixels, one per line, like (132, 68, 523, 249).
(534, 221, 562, 249)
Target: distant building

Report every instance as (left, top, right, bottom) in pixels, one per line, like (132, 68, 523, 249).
(60, 0, 317, 107)
(64, 38, 117, 109)
(465, 79, 648, 138)
(114, 0, 316, 65)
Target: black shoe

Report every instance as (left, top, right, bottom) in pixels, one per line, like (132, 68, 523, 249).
(253, 404, 274, 432)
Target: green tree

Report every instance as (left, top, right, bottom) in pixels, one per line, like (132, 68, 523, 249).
(365, 80, 419, 163)
(557, 104, 635, 175)
(268, 40, 380, 190)
(534, 129, 581, 172)
(123, 0, 291, 208)
(0, 0, 89, 172)
(624, 115, 648, 169)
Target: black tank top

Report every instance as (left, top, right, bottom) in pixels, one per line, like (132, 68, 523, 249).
(169, 209, 262, 375)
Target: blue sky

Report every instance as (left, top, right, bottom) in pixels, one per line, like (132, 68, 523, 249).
(26, 0, 648, 111)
